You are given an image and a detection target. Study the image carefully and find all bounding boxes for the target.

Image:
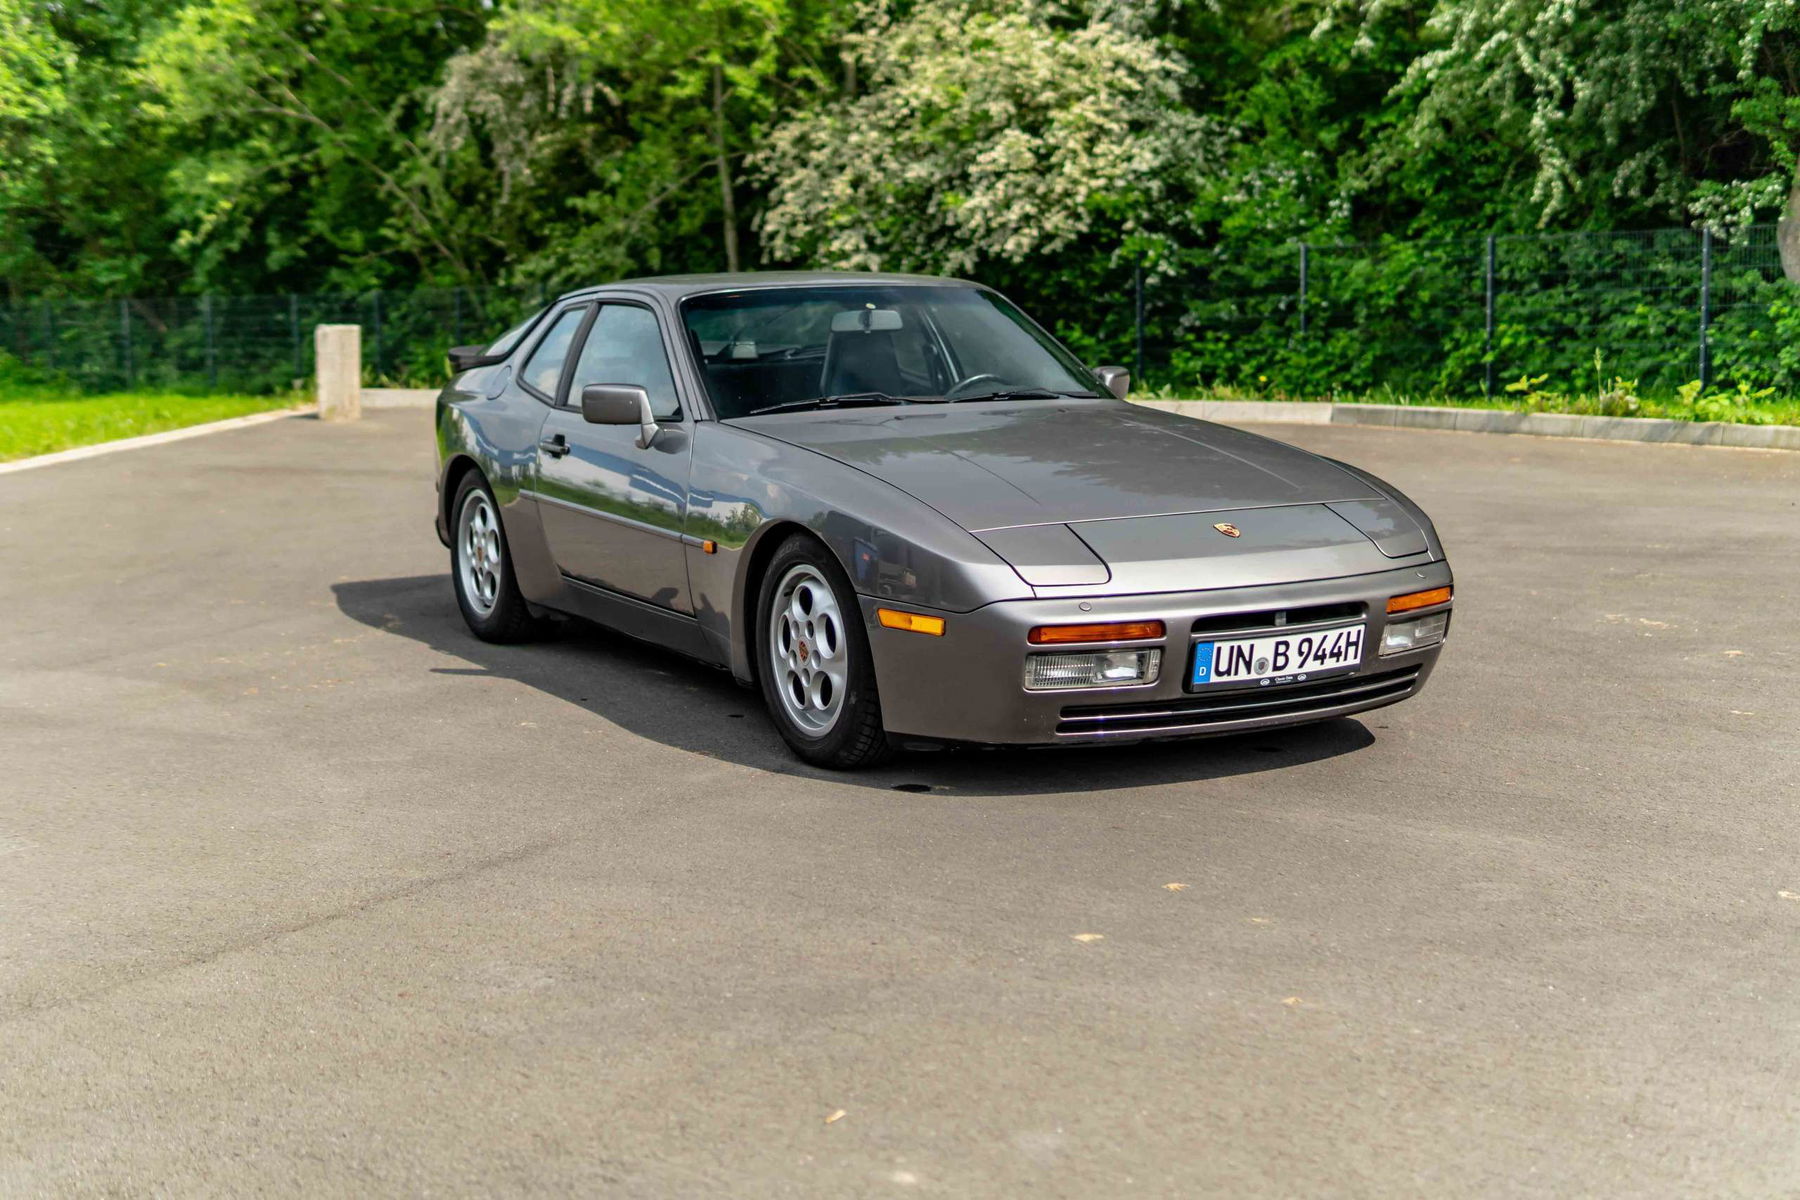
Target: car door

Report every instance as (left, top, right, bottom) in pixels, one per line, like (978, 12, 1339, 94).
(532, 300, 695, 613)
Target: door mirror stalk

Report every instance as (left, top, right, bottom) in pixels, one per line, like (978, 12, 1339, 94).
(1092, 365, 1131, 400)
(580, 383, 660, 448)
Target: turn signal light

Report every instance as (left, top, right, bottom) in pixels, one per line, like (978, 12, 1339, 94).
(1387, 586, 1452, 614)
(877, 608, 946, 636)
(1028, 620, 1165, 645)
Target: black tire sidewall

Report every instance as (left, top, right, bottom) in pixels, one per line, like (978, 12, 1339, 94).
(755, 536, 888, 766)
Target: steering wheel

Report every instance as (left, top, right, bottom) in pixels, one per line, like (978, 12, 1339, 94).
(943, 373, 1006, 400)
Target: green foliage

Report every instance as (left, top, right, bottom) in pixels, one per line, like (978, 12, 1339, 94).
(427, 0, 844, 286)
(4, 0, 1800, 403)
(756, 0, 1223, 273)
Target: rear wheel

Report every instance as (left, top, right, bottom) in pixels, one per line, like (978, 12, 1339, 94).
(451, 472, 549, 643)
(756, 536, 893, 769)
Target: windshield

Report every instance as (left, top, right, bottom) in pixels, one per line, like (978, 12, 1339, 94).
(678, 285, 1099, 418)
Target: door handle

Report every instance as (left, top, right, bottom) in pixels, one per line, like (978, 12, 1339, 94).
(538, 433, 570, 458)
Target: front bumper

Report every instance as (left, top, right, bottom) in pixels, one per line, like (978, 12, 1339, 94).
(861, 560, 1451, 747)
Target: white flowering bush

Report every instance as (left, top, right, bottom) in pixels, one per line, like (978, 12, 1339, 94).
(756, 0, 1226, 274)
(1343, 0, 1800, 232)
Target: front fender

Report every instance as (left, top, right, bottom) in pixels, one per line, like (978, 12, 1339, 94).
(684, 422, 1030, 683)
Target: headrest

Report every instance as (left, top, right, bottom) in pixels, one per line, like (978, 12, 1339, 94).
(829, 308, 903, 333)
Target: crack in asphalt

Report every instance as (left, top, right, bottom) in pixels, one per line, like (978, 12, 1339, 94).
(0, 834, 568, 1029)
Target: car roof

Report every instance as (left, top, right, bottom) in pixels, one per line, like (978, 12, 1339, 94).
(556, 270, 983, 304)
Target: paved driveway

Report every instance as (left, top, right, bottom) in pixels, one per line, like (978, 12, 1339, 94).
(1, 410, 1796, 1196)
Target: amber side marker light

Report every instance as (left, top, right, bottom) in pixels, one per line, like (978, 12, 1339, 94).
(877, 608, 946, 636)
(1028, 620, 1165, 645)
(1387, 586, 1453, 614)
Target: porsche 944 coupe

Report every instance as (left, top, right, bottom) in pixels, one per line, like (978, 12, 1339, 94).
(435, 272, 1452, 768)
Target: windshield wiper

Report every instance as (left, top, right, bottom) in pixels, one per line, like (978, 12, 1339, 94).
(746, 392, 914, 416)
(947, 388, 1097, 404)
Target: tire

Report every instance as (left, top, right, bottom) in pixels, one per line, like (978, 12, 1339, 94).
(450, 471, 549, 643)
(755, 535, 895, 769)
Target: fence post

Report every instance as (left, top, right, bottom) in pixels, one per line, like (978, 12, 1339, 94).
(371, 290, 386, 382)
(203, 295, 217, 390)
(120, 299, 134, 388)
(1133, 257, 1145, 384)
(1297, 242, 1309, 337)
(1484, 235, 1497, 399)
(1698, 227, 1713, 388)
(289, 294, 303, 383)
(41, 302, 53, 370)
(316, 325, 363, 421)
(453, 287, 464, 346)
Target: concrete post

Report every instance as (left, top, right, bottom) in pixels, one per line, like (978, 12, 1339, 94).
(315, 324, 362, 422)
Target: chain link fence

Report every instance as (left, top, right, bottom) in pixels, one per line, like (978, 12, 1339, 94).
(2, 225, 1795, 397)
(0, 286, 551, 394)
(1122, 223, 1796, 398)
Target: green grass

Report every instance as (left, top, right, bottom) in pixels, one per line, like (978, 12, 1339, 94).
(1151, 381, 1800, 426)
(0, 381, 304, 462)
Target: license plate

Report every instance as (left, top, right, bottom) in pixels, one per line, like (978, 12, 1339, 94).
(1190, 624, 1365, 689)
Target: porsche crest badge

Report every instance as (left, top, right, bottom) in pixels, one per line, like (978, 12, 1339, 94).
(1213, 522, 1242, 538)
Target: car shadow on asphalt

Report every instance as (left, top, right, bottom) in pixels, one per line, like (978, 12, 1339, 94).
(332, 575, 1376, 797)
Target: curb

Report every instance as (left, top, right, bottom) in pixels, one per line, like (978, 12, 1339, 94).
(1136, 399, 1800, 451)
(0, 406, 309, 477)
(363, 388, 438, 409)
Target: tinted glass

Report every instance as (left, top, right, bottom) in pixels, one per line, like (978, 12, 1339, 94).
(568, 305, 681, 419)
(520, 307, 587, 398)
(484, 306, 548, 358)
(679, 285, 1098, 419)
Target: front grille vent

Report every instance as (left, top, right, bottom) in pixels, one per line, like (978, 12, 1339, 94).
(1056, 666, 1420, 739)
(1187, 601, 1366, 637)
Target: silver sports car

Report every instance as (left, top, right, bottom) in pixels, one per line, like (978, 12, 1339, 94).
(434, 272, 1453, 768)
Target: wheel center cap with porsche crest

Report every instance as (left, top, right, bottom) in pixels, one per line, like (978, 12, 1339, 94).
(1213, 522, 1242, 538)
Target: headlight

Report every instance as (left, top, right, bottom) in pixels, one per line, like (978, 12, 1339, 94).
(1380, 612, 1448, 655)
(1024, 648, 1161, 691)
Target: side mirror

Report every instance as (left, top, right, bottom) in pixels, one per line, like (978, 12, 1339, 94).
(447, 344, 488, 374)
(1093, 365, 1131, 400)
(580, 383, 659, 448)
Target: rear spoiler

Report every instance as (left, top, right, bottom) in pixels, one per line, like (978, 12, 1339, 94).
(447, 345, 501, 373)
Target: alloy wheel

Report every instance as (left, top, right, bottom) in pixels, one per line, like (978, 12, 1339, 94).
(768, 563, 849, 735)
(457, 489, 502, 617)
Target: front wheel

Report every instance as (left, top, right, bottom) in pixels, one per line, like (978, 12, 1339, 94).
(756, 536, 894, 769)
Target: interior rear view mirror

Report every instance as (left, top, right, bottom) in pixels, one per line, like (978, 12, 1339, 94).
(830, 309, 903, 333)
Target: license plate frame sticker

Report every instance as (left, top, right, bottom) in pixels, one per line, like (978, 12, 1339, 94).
(1189, 623, 1365, 690)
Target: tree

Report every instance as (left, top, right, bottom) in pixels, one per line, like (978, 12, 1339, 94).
(755, 0, 1226, 275)
(1343, 0, 1800, 240)
(428, 0, 846, 286)
(0, 1, 190, 298)
(140, 0, 487, 291)
(0, 0, 74, 298)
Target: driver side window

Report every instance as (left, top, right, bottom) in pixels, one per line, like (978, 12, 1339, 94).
(568, 304, 681, 419)
(520, 306, 588, 400)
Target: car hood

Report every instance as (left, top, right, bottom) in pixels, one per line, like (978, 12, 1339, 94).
(747, 400, 1380, 530)
(745, 400, 1433, 594)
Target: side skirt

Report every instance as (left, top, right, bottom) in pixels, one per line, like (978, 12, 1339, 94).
(557, 575, 721, 666)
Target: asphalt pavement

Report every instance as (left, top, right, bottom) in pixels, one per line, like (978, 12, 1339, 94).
(1, 409, 1796, 1196)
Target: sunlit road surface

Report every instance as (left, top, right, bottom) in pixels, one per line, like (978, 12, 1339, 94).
(1, 409, 1796, 1195)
